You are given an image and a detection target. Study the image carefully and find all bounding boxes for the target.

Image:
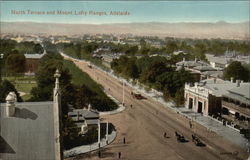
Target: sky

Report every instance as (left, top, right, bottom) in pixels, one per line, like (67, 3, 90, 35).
(0, 1, 249, 24)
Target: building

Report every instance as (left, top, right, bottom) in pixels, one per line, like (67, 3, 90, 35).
(221, 83, 250, 129)
(24, 50, 46, 74)
(184, 78, 248, 116)
(176, 58, 209, 70)
(0, 70, 63, 160)
(68, 104, 100, 135)
(206, 54, 229, 69)
(206, 54, 250, 70)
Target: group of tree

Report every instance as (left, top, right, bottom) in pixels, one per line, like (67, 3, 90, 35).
(0, 39, 44, 74)
(0, 39, 43, 55)
(223, 61, 250, 82)
(111, 55, 196, 105)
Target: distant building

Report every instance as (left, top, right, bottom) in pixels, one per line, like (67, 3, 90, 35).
(206, 54, 250, 70)
(176, 58, 209, 69)
(221, 82, 250, 129)
(0, 70, 63, 160)
(176, 58, 213, 80)
(206, 54, 230, 69)
(184, 78, 248, 116)
(24, 50, 46, 74)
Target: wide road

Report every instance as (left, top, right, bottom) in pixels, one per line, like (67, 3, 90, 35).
(63, 56, 248, 160)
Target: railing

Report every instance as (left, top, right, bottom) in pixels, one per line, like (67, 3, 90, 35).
(222, 101, 250, 116)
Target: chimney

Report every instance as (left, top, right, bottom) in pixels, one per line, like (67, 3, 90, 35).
(5, 92, 17, 117)
(194, 82, 198, 87)
(88, 104, 92, 111)
(183, 57, 185, 62)
(236, 80, 240, 87)
(230, 77, 234, 83)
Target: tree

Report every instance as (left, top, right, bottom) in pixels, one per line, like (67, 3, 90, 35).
(76, 44, 81, 59)
(165, 40, 178, 54)
(0, 80, 23, 102)
(75, 84, 96, 109)
(5, 53, 26, 73)
(33, 43, 44, 54)
(223, 61, 249, 82)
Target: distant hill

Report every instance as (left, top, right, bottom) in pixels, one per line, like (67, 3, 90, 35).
(1, 21, 249, 40)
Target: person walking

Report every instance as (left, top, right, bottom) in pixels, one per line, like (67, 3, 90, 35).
(189, 120, 192, 129)
(164, 132, 167, 138)
(118, 152, 121, 159)
(98, 151, 101, 158)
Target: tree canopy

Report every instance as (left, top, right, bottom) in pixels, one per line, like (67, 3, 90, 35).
(5, 52, 26, 73)
(0, 80, 23, 103)
(223, 61, 249, 82)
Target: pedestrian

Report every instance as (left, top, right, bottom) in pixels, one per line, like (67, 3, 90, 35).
(189, 120, 192, 129)
(118, 152, 121, 159)
(164, 132, 167, 138)
(123, 137, 126, 144)
(130, 104, 133, 108)
(192, 134, 195, 141)
(98, 151, 101, 158)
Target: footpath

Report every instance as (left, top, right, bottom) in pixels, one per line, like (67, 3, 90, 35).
(64, 130, 117, 158)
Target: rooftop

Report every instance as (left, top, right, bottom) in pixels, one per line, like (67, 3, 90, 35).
(200, 79, 240, 97)
(176, 60, 209, 68)
(24, 52, 46, 59)
(0, 101, 56, 160)
(224, 83, 250, 105)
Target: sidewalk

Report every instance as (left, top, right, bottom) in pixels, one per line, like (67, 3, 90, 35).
(64, 130, 117, 158)
(178, 107, 248, 149)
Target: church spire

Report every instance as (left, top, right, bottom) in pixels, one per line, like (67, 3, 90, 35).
(53, 69, 63, 160)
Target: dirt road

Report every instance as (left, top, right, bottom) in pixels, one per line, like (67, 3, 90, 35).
(64, 57, 248, 160)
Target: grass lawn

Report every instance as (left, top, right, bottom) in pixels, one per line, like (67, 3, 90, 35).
(63, 60, 104, 93)
(2, 75, 37, 101)
(63, 59, 118, 111)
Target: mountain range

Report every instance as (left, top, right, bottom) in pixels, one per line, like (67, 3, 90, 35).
(1, 21, 249, 40)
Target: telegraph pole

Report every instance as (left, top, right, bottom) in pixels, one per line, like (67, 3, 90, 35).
(106, 121, 109, 144)
(122, 80, 125, 104)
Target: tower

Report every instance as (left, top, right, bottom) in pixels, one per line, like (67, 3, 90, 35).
(53, 69, 63, 160)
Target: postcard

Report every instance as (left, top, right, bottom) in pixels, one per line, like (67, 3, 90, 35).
(0, 1, 249, 160)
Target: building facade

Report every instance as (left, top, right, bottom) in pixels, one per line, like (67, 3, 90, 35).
(184, 78, 247, 116)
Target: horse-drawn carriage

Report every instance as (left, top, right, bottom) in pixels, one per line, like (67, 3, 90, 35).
(192, 134, 205, 146)
(175, 131, 186, 142)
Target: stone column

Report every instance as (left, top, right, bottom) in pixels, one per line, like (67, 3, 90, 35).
(98, 119, 101, 147)
(106, 121, 109, 143)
